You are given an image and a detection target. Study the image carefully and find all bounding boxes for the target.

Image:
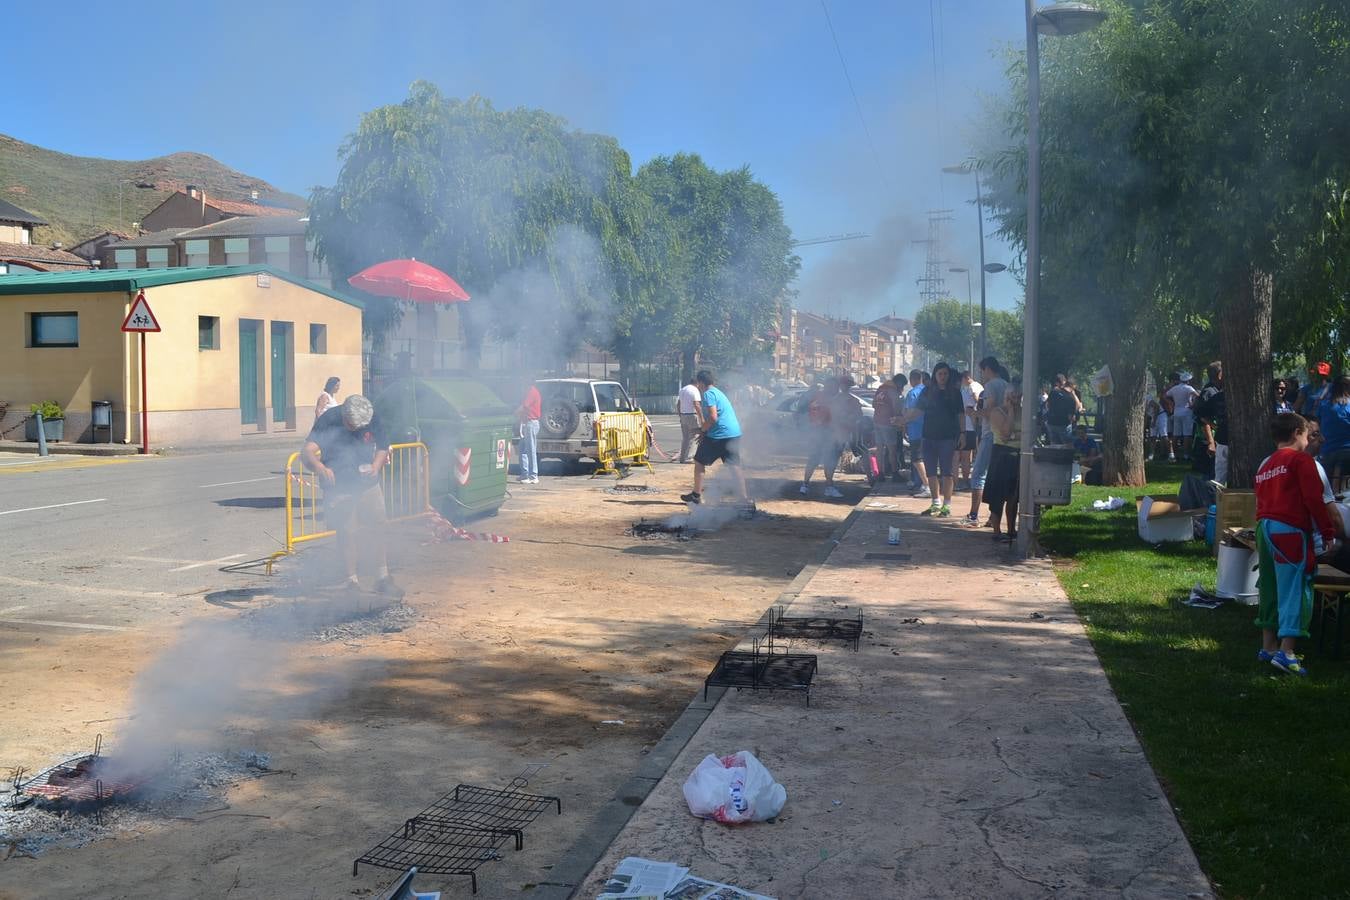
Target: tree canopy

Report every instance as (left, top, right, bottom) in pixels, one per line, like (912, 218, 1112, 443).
(980, 0, 1350, 485)
(309, 83, 798, 375)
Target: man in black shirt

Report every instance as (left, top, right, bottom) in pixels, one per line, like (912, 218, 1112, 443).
(302, 394, 403, 597)
(1194, 362, 1227, 484)
(1045, 374, 1078, 444)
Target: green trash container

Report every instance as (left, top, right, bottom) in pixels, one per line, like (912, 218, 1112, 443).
(375, 376, 516, 523)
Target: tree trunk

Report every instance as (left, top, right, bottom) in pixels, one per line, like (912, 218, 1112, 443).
(1101, 339, 1148, 485)
(681, 347, 699, 384)
(1219, 265, 1274, 489)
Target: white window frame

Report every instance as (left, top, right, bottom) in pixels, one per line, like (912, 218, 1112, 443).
(224, 238, 249, 266)
(146, 247, 169, 269)
(113, 248, 137, 269)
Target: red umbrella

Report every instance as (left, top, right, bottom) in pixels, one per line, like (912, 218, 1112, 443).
(347, 258, 470, 303)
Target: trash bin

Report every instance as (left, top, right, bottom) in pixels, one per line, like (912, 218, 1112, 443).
(1030, 446, 1075, 506)
(375, 376, 516, 522)
(1216, 541, 1259, 604)
(91, 400, 113, 444)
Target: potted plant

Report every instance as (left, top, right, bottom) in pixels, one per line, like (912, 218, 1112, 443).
(25, 401, 64, 442)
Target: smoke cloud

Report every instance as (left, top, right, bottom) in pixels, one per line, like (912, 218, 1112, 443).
(794, 213, 926, 320)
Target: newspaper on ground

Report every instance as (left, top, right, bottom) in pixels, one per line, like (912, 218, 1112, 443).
(596, 857, 775, 900)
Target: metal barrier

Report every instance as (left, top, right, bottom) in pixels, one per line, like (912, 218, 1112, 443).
(266, 441, 431, 573)
(591, 411, 654, 477)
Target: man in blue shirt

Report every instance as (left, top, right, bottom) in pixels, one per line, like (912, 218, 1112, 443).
(902, 370, 930, 497)
(681, 369, 748, 505)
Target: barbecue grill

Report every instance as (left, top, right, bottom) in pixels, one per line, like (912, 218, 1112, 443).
(11, 735, 149, 810)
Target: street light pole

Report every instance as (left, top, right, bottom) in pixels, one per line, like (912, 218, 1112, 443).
(1015, 0, 1107, 560)
(1016, 0, 1043, 561)
(948, 266, 974, 372)
(975, 172, 988, 363)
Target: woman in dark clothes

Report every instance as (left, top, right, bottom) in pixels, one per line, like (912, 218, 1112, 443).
(916, 362, 966, 517)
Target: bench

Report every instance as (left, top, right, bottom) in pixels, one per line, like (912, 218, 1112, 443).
(1313, 563, 1350, 659)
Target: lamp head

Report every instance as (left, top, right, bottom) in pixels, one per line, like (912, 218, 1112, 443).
(1034, 2, 1108, 36)
(983, 263, 1008, 274)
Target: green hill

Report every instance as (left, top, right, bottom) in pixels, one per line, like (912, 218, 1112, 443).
(0, 134, 308, 248)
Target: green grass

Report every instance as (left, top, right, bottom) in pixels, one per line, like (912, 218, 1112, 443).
(1040, 465, 1350, 900)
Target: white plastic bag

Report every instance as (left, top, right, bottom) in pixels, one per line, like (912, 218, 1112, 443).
(682, 751, 786, 824)
(1091, 365, 1113, 398)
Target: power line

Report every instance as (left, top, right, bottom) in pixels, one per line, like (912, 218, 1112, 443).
(819, 0, 889, 191)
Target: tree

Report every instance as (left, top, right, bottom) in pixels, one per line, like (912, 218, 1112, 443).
(914, 298, 975, 367)
(308, 83, 649, 370)
(979, 0, 1350, 486)
(631, 154, 799, 379)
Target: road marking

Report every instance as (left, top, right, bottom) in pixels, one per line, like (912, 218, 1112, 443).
(0, 498, 107, 517)
(0, 575, 178, 600)
(171, 553, 247, 572)
(0, 458, 53, 468)
(0, 618, 129, 632)
(0, 606, 28, 615)
(124, 553, 249, 571)
(199, 476, 275, 488)
(0, 457, 142, 475)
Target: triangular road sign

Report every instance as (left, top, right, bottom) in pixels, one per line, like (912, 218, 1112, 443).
(121, 290, 161, 333)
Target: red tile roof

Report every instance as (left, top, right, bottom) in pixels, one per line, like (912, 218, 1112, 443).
(187, 192, 300, 218)
(0, 242, 96, 271)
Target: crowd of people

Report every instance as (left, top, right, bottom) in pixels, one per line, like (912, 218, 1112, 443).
(789, 356, 1034, 543)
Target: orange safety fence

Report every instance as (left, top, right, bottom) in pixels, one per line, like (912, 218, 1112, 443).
(592, 411, 654, 477)
(266, 442, 431, 574)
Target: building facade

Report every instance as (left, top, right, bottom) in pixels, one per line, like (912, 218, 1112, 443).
(0, 266, 362, 446)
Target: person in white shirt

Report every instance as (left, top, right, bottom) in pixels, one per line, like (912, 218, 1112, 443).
(958, 371, 983, 490)
(676, 378, 703, 463)
(314, 376, 341, 422)
(1165, 372, 1199, 460)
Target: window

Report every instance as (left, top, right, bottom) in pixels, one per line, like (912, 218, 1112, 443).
(264, 236, 290, 272)
(113, 248, 137, 270)
(30, 312, 78, 347)
(224, 238, 249, 266)
(593, 382, 632, 412)
(198, 316, 220, 350)
(146, 247, 169, 269)
(305, 238, 329, 281)
(184, 239, 209, 267)
(309, 323, 327, 354)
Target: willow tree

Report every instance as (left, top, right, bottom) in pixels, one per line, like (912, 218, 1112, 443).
(633, 154, 798, 379)
(308, 82, 648, 370)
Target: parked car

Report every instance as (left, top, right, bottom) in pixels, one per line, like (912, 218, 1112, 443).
(534, 378, 641, 468)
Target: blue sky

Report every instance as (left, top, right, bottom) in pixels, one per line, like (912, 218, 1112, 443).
(7, 1, 1025, 321)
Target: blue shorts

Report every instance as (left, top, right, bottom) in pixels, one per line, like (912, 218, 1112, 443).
(923, 438, 957, 478)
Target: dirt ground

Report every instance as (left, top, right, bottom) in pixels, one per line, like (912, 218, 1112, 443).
(0, 443, 857, 899)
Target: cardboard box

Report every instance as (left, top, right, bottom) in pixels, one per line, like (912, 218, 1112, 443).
(1137, 494, 1204, 543)
(1212, 487, 1257, 557)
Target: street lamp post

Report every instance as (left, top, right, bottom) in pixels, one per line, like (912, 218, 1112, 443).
(942, 165, 991, 363)
(1016, 1, 1107, 561)
(948, 266, 974, 372)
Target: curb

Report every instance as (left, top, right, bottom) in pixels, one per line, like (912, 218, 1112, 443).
(529, 505, 863, 899)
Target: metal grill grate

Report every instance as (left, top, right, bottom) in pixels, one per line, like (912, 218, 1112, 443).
(354, 783, 561, 894)
(704, 636, 817, 705)
(770, 608, 864, 650)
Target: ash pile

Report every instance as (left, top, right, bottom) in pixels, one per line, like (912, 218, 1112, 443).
(2, 737, 278, 858)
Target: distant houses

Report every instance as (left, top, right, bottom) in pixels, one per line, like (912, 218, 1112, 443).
(0, 199, 95, 274)
(773, 308, 919, 385)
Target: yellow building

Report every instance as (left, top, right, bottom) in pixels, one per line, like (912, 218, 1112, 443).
(0, 266, 363, 446)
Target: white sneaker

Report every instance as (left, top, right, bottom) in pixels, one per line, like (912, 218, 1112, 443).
(799, 483, 810, 495)
(529, 477, 540, 484)
(915, 487, 932, 499)
(823, 486, 844, 499)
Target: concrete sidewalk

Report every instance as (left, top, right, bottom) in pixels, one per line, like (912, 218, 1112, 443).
(562, 485, 1213, 898)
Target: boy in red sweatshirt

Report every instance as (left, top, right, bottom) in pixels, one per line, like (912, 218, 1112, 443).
(1254, 413, 1338, 676)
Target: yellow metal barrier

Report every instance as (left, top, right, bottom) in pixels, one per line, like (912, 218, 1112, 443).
(592, 411, 655, 477)
(266, 441, 431, 573)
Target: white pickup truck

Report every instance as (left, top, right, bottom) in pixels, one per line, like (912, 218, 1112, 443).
(535, 378, 641, 467)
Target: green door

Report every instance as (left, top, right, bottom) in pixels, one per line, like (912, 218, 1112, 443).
(270, 322, 293, 423)
(239, 320, 261, 425)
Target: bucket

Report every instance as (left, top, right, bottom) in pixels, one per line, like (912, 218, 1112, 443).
(1216, 542, 1259, 603)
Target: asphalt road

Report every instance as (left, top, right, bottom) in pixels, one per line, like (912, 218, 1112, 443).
(0, 416, 688, 634)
